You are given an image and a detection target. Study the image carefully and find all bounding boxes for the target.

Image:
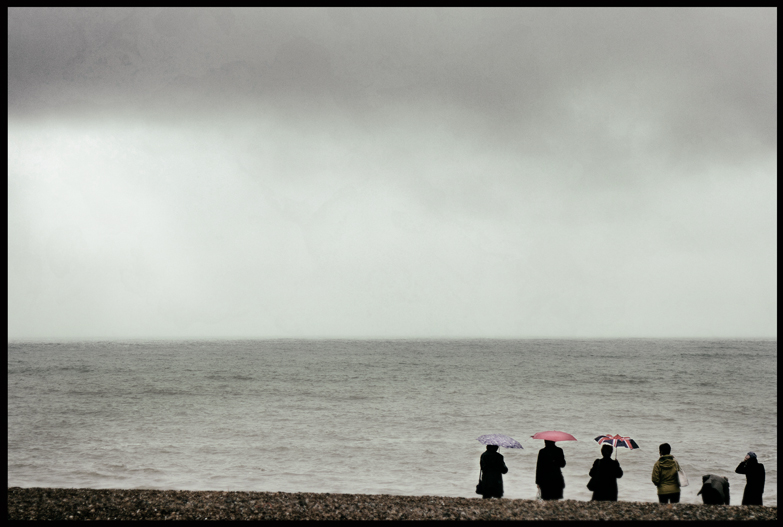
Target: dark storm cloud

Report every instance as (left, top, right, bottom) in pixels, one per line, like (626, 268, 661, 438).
(8, 8, 777, 339)
(9, 8, 775, 152)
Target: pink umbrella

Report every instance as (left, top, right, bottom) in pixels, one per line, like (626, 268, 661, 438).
(531, 431, 577, 442)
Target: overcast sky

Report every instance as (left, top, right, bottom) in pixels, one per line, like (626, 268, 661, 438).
(8, 7, 777, 339)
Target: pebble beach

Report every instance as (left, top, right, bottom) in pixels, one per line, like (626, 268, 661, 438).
(7, 487, 777, 521)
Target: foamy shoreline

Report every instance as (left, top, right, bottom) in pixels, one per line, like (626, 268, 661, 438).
(7, 487, 777, 520)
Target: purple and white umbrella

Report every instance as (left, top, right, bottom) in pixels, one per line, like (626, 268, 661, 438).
(477, 434, 524, 449)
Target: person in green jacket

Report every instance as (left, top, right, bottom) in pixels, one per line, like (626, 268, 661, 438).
(651, 443, 681, 503)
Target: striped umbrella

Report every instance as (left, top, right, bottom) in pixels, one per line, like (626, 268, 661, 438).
(594, 434, 639, 459)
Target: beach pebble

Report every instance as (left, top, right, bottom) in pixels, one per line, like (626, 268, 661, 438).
(6, 487, 777, 521)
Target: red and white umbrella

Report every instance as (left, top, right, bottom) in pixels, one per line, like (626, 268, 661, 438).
(594, 434, 640, 458)
(531, 430, 577, 442)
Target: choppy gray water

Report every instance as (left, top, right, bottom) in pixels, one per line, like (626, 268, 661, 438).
(8, 339, 777, 505)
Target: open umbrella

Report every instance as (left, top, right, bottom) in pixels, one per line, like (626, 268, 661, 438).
(531, 431, 577, 442)
(594, 434, 639, 459)
(477, 434, 524, 449)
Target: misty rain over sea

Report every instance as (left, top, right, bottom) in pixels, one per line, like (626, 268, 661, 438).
(8, 338, 776, 506)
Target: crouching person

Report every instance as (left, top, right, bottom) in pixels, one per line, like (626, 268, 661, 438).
(697, 474, 730, 505)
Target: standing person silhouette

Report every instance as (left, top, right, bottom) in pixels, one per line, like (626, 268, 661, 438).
(651, 443, 681, 504)
(479, 444, 508, 499)
(536, 440, 566, 500)
(589, 444, 624, 501)
(735, 452, 765, 505)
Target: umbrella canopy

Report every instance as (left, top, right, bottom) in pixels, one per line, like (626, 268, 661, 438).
(477, 434, 524, 449)
(594, 434, 639, 450)
(531, 431, 577, 442)
(594, 434, 639, 458)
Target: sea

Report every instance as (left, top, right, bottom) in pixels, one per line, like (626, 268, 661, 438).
(7, 338, 777, 506)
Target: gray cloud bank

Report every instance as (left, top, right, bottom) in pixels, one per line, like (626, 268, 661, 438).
(9, 8, 776, 156)
(8, 8, 777, 339)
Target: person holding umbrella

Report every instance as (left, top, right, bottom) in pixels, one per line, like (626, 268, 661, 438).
(532, 431, 574, 501)
(476, 435, 520, 499)
(588, 444, 624, 501)
(479, 444, 509, 499)
(535, 440, 567, 500)
(735, 452, 765, 505)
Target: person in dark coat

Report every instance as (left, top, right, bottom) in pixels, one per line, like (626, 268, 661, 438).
(735, 452, 765, 505)
(536, 440, 566, 500)
(479, 444, 508, 499)
(588, 444, 624, 501)
(697, 474, 730, 505)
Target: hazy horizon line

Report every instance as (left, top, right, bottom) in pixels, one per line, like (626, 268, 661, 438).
(7, 335, 777, 343)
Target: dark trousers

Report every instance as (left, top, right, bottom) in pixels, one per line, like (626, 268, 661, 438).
(540, 485, 563, 500)
(658, 492, 680, 504)
(742, 489, 763, 506)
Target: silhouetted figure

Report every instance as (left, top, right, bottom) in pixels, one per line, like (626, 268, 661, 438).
(536, 440, 566, 500)
(651, 443, 681, 504)
(479, 444, 508, 499)
(697, 474, 730, 505)
(735, 452, 765, 505)
(589, 444, 624, 501)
